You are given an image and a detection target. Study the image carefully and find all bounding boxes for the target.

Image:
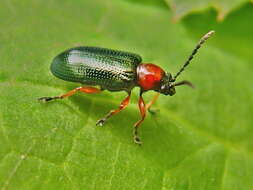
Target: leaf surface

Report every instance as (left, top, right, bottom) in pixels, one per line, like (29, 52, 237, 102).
(0, 0, 252, 190)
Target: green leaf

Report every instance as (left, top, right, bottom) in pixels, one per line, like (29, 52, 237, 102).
(165, 0, 250, 21)
(1, 0, 253, 190)
(182, 3, 253, 62)
(124, 0, 168, 9)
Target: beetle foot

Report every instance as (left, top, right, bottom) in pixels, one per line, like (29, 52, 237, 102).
(133, 136, 142, 145)
(96, 119, 106, 127)
(38, 96, 61, 102)
(148, 108, 160, 115)
(38, 97, 55, 102)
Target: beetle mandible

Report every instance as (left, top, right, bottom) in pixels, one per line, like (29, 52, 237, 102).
(39, 31, 215, 144)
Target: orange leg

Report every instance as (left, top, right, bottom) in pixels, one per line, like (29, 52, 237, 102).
(133, 92, 146, 145)
(145, 92, 160, 114)
(38, 86, 101, 102)
(96, 92, 131, 126)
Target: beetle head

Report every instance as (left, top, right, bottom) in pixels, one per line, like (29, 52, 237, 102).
(155, 73, 175, 96)
(155, 73, 194, 96)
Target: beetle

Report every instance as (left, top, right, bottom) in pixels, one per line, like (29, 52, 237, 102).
(39, 31, 214, 144)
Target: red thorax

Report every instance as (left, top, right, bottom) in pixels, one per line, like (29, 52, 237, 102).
(136, 63, 165, 91)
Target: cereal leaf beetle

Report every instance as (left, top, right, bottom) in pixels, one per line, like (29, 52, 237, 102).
(39, 31, 215, 144)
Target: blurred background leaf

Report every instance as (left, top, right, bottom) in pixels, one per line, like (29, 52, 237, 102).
(0, 0, 253, 190)
(165, 0, 249, 21)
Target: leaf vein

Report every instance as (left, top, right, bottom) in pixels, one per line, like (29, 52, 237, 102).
(107, 142, 121, 190)
(1, 141, 34, 190)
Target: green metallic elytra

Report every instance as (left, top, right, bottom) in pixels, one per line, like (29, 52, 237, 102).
(51, 46, 142, 92)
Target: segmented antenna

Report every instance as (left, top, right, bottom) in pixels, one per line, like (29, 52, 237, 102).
(172, 30, 215, 81)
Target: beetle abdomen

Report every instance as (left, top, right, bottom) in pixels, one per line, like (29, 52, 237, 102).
(51, 46, 142, 91)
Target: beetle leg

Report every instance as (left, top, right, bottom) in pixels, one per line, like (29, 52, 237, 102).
(38, 86, 101, 102)
(146, 92, 160, 114)
(96, 92, 131, 126)
(133, 92, 146, 145)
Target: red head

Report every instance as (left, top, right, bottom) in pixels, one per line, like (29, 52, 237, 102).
(136, 31, 215, 95)
(136, 63, 179, 96)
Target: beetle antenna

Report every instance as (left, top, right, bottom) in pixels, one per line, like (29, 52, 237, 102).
(172, 80, 195, 88)
(172, 30, 215, 81)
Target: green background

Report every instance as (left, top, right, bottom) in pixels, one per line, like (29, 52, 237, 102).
(1, 0, 253, 189)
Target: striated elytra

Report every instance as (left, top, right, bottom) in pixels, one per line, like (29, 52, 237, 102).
(50, 46, 142, 92)
(39, 31, 215, 144)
